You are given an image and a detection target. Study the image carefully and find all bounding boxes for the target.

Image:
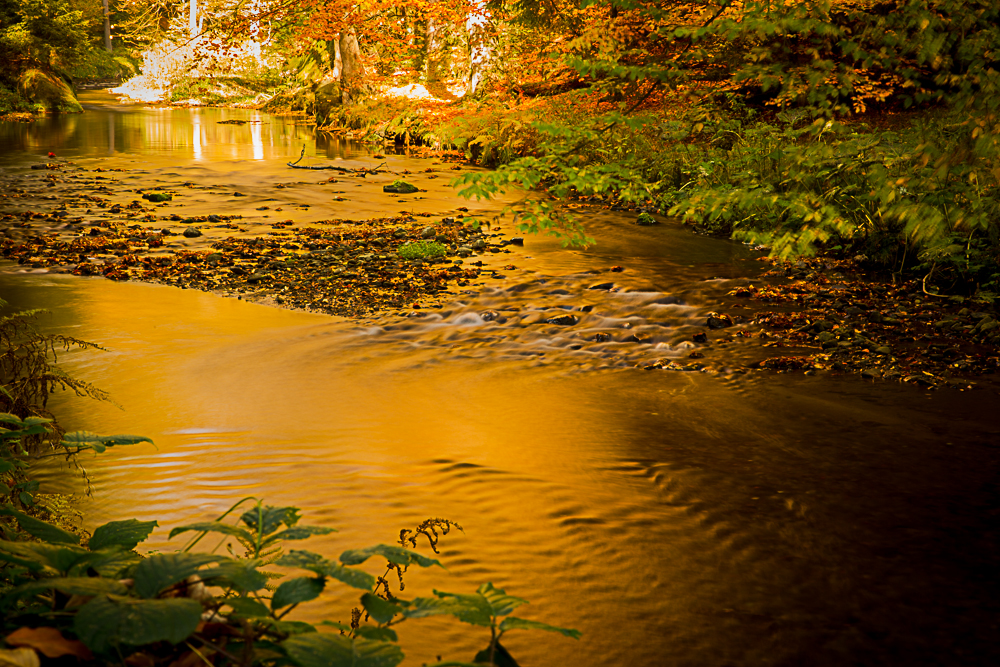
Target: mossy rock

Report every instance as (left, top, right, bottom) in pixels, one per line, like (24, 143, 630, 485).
(635, 212, 657, 226)
(142, 193, 172, 202)
(18, 69, 82, 113)
(384, 180, 419, 194)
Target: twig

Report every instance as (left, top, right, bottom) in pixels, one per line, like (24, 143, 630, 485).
(286, 147, 387, 174)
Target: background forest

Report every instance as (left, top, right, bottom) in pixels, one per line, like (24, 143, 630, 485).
(2, 0, 999, 298)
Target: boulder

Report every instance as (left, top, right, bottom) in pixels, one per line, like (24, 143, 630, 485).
(384, 181, 419, 194)
(19, 69, 81, 113)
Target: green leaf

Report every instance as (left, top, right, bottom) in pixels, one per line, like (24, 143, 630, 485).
(318, 621, 399, 640)
(199, 559, 268, 593)
(0, 540, 90, 573)
(476, 583, 528, 617)
(7, 576, 128, 604)
(89, 519, 157, 551)
(0, 413, 23, 426)
(272, 576, 325, 610)
(403, 593, 492, 627)
(339, 545, 442, 569)
(168, 520, 255, 544)
(360, 593, 404, 624)
(499, 617, 581, 639)
(353, 626, 398, 643)
(0, 507, 80, 545)
(133, 552, 222, 599)
(84, 547, 143, 578)
(227, 597, 271, 619)
(283, 632, 404, 667)
(267, 526, 337, 543)
(73, 595, 202, 652)
(240, 505, 300, 534)
(403, 584, 527, 627)
(324, 563, 377, 591)
(277, 550, 326, 571)
(278, 550, 375, 591)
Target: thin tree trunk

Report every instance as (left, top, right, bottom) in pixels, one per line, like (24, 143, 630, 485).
(102, 0, 111, 51)
(339, 30, 362, 105)
(466, 0, 491, 96)
(189, 0, 198, 38)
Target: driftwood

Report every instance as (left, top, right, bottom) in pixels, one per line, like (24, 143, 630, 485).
(286, 147, 386, 176)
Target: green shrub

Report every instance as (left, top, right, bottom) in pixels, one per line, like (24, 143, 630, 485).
(0, 496, 580, 667)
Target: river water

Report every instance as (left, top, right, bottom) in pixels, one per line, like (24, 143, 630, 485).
(3, 93, 1000, 666)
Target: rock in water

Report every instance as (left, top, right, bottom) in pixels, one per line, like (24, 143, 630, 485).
(384, 181, 419, 194)
(183, 227, 203, 238)
(544, 314, 579, 326)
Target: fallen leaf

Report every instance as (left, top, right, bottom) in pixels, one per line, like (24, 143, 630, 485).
(0, 648, 40, 667)
(6, 627, 94, 660)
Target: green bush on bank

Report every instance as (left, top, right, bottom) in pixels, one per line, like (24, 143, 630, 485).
(445, 0, 1000, 299)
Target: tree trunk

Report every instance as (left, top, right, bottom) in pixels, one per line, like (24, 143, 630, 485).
(339, 30, 362, 105)
(425, 8, 445, 83)
(466, 0, 492, 96)
(102, 0, 111, 51)
(189, 0, 198, 38)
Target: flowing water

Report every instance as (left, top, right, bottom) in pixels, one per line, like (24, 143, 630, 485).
(3, 93, 1000, 666)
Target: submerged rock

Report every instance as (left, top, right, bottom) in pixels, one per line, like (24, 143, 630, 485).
(384, 181, 419, 194)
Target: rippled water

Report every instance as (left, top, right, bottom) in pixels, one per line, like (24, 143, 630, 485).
(3, 94, 1000, 667)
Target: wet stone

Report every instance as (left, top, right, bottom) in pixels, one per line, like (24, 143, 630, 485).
(183, 227, 203, 238)
(545, 314, 579, 326)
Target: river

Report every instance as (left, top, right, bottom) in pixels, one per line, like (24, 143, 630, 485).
(2, 92, 1000, 667)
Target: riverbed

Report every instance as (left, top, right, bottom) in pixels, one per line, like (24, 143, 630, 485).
(3, 93, 1000, 667)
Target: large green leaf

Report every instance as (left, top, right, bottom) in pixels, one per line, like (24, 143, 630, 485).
(403, 594, 492, 627)
(240, 505, 300, 534)
(403, 584, 527, 627)
(227, 597, 271, 619)
(278, 550, 376, 591)
(133, 553, 222, 599)
(283, 632, 404, 667)
(73, 595, 202, 652)
(89, 519, 157, 551)
(0, 507, 80, 545)
(277, 549, 326, 571)
(266, 526, 337, 544)
(272, 576, 325, 610)
(0, 541, 90, 573)
(339, 545, 442, 569)
(167, 521, 254, 544)
(360, 593, 404, 625)
(317, 623, 399, 643)
(476, 583, 527, 617)
(196, 559, 269, 593)
(324, 564, 377, 591)
(499, 617, 581, 639)
(84, 547, 143, 578)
